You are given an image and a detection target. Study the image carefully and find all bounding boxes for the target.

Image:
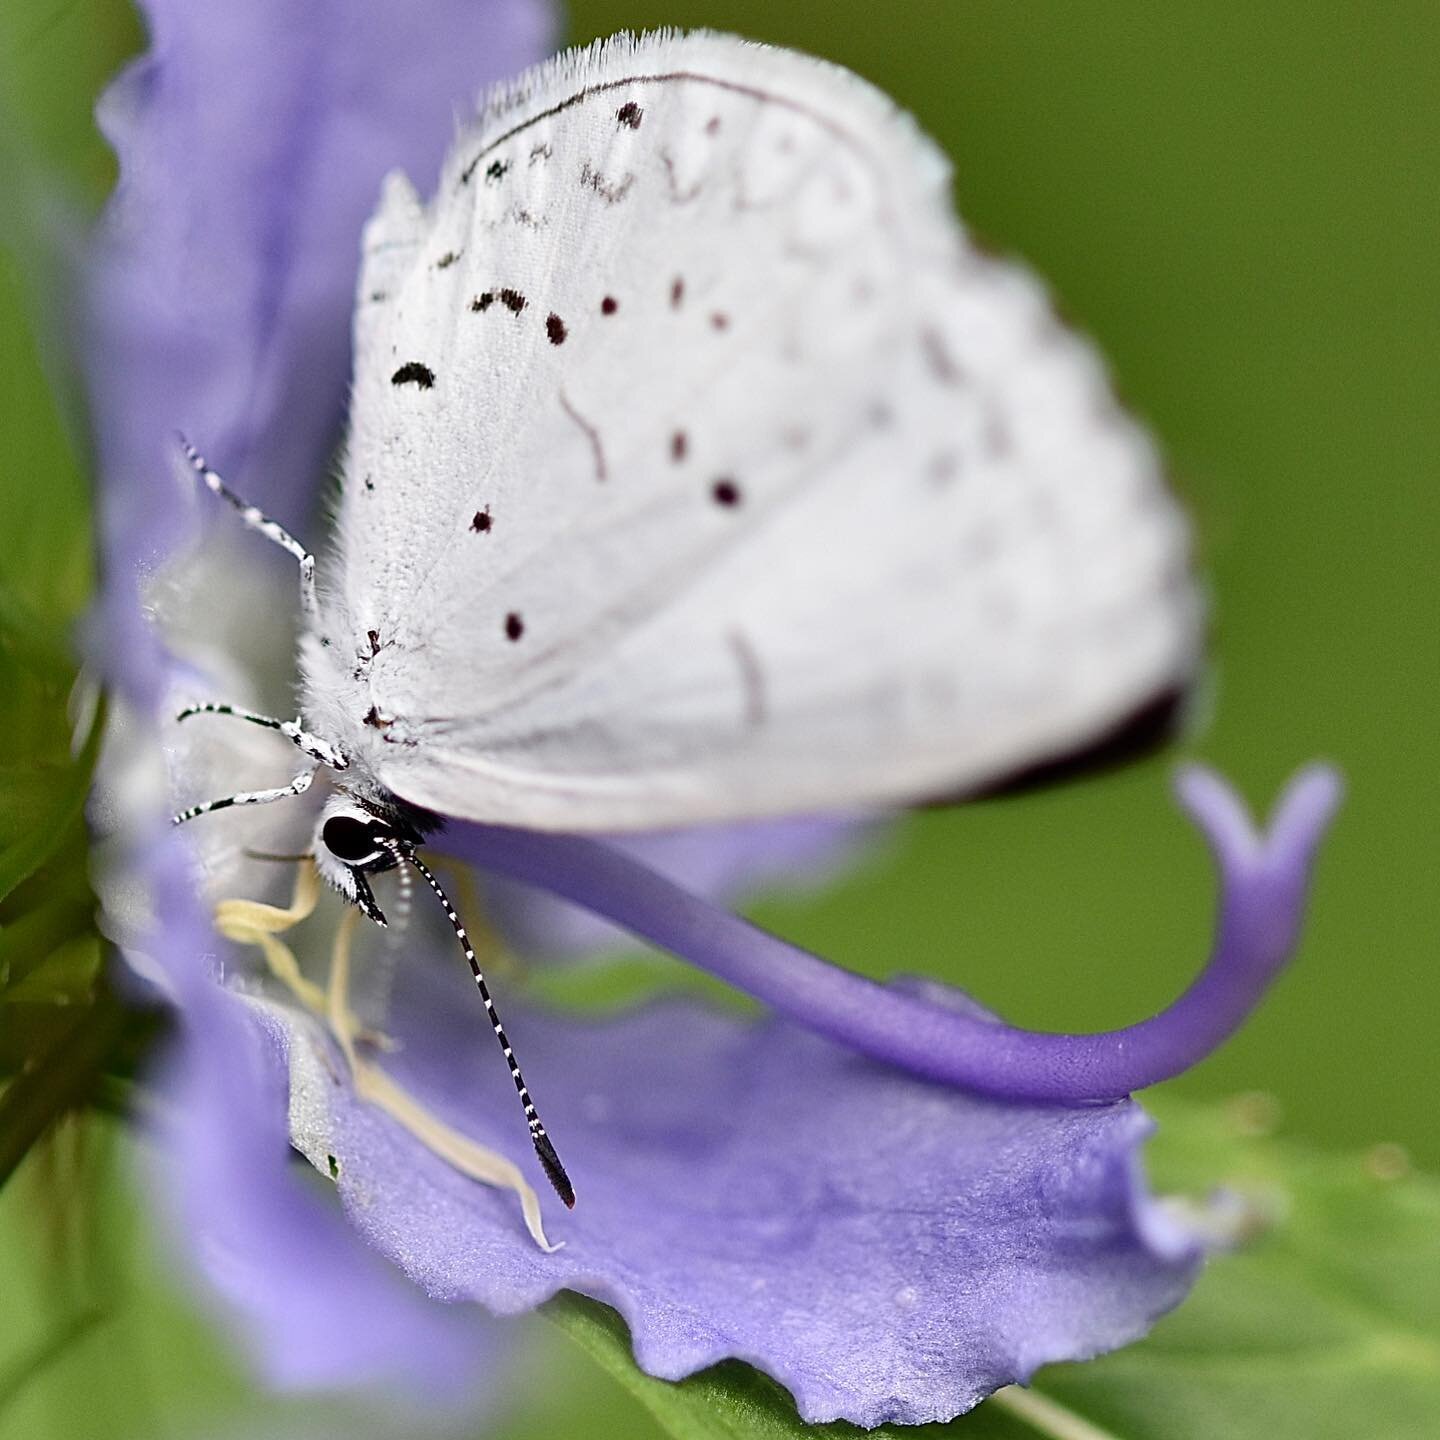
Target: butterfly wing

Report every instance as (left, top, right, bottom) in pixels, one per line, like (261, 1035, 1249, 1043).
(311, 31, 1199, 830)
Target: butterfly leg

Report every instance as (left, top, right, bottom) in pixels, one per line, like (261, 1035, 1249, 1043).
(175, 433, 317, 626)
(171, 767, 316, 827)
(176, 700, 349, 770)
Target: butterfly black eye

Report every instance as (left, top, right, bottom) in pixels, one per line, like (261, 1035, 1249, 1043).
(322, 815, 389, 866)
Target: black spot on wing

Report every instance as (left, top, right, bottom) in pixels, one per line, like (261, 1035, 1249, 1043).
(473, 288, 528, 316)
(601, 295, 619, 315)
(546, 313, 568, 345)
(581, 161, 636, 205)
(671, 430, 688, 463)
(983, 410, 1014, 457)
(435, 250, 461, 270)
(670, 276, 685, 308)
(471, 507, 492, 533)
(616, 100, 643, 128)
(504, 612, 525, 642)
(711, 478, 741, 508)
(391, 361, 434, 389)
(486, 158, 511, 182)
(928, 451, 961, 486)
(921, 328, 965, 387)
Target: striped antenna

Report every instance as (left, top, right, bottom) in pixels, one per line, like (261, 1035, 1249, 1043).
(405, 852, 575, 1208)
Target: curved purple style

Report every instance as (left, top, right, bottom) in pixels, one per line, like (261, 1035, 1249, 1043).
(439, 763, 1341, 1102)
(480, 812, 880, 960)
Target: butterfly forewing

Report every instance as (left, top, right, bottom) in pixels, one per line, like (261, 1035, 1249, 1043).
(308, 32, 1199, 830)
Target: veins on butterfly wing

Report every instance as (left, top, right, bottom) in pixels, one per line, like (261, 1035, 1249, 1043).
(558, 391, 607, 483)
(727, 630, 767, 728)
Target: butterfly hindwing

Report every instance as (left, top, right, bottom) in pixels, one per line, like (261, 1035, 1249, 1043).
(308, 32, 1198, 829)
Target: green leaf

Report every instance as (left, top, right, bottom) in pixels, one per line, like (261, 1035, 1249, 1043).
(0, 990, 127, 1188)
(0, 1307, 103, 1418)
(546, 1100, 1440, 1440)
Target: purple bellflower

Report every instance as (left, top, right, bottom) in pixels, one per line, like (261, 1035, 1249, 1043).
(81, 0, 1340, 1427)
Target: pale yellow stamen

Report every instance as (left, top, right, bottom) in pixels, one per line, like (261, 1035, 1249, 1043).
(215, 862, 557, 1251)
(215, 863, 327, 1013)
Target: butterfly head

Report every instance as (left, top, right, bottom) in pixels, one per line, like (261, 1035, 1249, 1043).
(312, 791, 422, 926)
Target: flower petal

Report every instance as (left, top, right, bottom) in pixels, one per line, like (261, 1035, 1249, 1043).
(284, 965, 1206, 1427)
(82, 0, 556, 1397)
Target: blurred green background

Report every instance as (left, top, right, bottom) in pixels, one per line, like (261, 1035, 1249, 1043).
(1, 2, 1435, 1437)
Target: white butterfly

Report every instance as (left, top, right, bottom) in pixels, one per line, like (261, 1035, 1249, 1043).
(173, 31, 1200, 1203)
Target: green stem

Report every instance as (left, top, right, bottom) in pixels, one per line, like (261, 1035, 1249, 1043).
(0, 991, 127, 1187)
